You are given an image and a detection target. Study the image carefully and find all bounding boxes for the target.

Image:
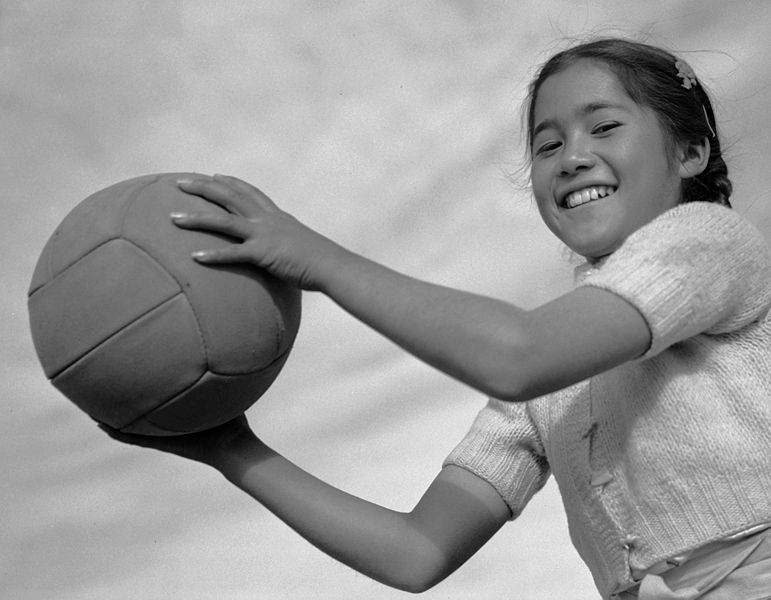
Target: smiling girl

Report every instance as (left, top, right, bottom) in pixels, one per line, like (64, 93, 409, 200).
(105, 39, 771, 599)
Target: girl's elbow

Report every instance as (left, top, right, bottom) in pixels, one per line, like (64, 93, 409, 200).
(479, 368, 531, 403)
(394, 577, 436, 595)
(383, 544, 454, 593)
(401, 580, 440, 594)
(391, 556, 450, 594)
(471, 344, 537, 402)
(486, 384, 527, 403)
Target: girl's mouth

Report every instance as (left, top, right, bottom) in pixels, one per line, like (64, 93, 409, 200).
(563, 186, 617, 209)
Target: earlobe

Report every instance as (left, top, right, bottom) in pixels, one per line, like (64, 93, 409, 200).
(678, 137, 710, 179)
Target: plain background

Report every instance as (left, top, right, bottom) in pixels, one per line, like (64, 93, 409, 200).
(3, 1, 771, 598)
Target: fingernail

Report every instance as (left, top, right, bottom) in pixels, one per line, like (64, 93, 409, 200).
(170, 212, 187, 219)
(191, 251, 208, 258)
(177, 178, 193, 185)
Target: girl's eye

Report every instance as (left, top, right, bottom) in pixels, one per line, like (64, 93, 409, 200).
(535, 141, 562, 155)
(592, 122, 620, 134)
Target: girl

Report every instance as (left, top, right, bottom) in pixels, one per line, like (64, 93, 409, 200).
(104, 38, 771, 599)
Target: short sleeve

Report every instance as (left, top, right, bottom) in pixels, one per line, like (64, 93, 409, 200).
(444, 398, 550, 519)
(578, 202, 771, 359)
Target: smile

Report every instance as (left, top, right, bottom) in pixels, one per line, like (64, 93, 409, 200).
(563, 185, 616, 209)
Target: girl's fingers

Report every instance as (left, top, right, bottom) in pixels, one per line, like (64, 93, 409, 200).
(178, 174, 277, 216)
(191, 245, 252, 264)
(177, 177, 243, 212)
(98, 423, 163, 449)
(211, 174, 278, 212)
(171, 211, 252, 239)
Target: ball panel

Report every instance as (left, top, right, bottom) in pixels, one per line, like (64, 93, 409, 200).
(126, 352, 292, 435)
(28, 232, 58, 297)
(121, 174, 302, 374)
(178, 263, 300, 374)
(28, 238, 181, 378)
(52, 294, 205, 429)
(38, 175, 160, 286)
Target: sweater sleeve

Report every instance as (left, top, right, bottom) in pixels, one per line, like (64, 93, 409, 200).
(578, 202, 771, 359)
(444, 398, 550, 520)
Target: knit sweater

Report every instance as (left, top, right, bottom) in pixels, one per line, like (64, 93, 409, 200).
(444, 202, 771, 598)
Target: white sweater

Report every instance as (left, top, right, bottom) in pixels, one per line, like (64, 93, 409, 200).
(445, 202, 771, 598)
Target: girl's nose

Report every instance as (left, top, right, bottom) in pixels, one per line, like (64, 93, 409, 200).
(560, 138, 595, 175)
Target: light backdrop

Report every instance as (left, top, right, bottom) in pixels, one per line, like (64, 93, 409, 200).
(3, 2, 771, 598)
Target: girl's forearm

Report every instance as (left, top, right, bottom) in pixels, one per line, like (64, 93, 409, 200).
(217, 440, 450, 592)
(315, 247, 530, 400)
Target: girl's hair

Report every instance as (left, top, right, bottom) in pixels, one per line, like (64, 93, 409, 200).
(524, 38, 732, 207)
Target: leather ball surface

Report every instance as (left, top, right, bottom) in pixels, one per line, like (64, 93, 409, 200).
(28, 173, 301, 435)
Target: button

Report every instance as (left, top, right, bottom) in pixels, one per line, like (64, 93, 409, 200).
(582, 421, 598, 439)
(623, 534, 639, 549)
(591, 469, 613, 487)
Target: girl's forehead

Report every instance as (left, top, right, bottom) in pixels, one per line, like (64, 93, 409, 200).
(533, 59, 633, 119)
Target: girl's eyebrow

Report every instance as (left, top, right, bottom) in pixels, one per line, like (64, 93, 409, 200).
(533, 101, 628, 139)
(580, 101, 627, 116)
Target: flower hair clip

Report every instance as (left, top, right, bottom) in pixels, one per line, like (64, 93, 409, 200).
(674, 57, 717, 137)
(675, 58, 698, 90)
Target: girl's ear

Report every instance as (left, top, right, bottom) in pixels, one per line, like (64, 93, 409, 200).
(677, 137, 710, 179)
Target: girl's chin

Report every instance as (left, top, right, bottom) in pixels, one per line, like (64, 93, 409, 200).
(560, 223, 626, 258)
(566, 239, 620, 261)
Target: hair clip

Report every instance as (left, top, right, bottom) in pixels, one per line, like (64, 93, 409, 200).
(702, 105, 717, 138)
(675, 59, 698, 90)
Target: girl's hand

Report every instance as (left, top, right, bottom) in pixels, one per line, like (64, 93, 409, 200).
(98, 414, 260, 472)
(172, 174, 346, 290)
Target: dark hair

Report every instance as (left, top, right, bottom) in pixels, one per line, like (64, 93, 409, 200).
(525, 38, 732, 207)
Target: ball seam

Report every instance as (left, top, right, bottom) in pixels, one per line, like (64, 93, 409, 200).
(47, 291, 185, 380)
(118, 345, 294, 433)
(119, 177, 212, 368)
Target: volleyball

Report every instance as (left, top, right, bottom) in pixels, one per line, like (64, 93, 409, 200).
(27, 173, 301, 435)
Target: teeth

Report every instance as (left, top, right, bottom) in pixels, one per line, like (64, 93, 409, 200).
(564, 186, 615, 208)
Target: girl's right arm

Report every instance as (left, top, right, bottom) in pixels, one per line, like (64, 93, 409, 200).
(101, 416, 510, 593)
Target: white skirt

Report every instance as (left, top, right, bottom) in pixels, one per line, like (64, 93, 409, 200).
(617, 525, 771, 600)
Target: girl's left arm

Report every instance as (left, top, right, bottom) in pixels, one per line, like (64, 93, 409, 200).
(174, 175, 650, 402)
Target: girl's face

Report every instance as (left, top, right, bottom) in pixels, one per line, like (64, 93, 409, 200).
(530, 59, 684, 260)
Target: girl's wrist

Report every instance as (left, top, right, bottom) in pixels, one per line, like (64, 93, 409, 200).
(309, 241, 363, 294)
(215, 434, 274, 486)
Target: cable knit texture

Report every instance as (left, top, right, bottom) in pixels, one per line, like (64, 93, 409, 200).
(444, 202, 771, 598)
